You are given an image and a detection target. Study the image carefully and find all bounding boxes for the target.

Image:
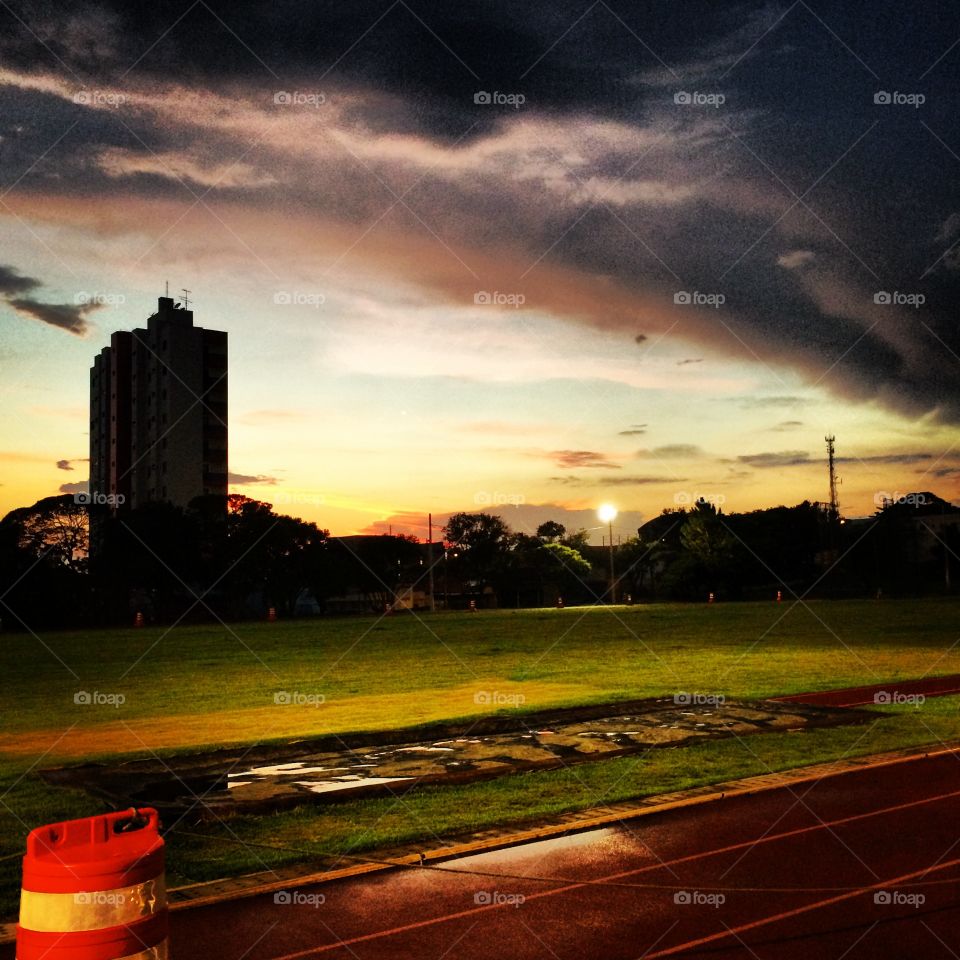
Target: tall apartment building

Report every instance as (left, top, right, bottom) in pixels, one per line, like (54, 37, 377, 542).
(90, 295, 228, 510)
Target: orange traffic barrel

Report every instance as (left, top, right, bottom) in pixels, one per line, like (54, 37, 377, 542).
(17, 807, 168, 960)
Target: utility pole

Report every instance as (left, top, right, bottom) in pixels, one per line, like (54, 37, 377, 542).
(428, 513, 436, 612)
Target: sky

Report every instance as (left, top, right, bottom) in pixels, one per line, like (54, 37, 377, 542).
(1, 0, 959, 542)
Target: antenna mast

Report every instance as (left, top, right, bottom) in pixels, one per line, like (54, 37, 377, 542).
(826, 435, 839, 518)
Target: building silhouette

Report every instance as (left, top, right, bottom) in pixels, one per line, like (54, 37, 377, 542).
(90, 295, 227, 510)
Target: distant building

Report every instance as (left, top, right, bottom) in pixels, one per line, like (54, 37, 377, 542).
(90, 295, 227, 510)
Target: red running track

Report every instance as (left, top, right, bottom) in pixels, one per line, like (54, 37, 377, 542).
(6, 749, 953, 960)
(771, 674, 960, 707)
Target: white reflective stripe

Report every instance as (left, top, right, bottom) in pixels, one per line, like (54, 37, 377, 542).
(18, 877, 166, 932)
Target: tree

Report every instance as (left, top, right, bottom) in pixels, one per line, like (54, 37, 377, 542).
(536, 520, 566, 542)
(444, 512, 512, 592)
(539, 542, 592, 594)
(4, 494, 89, 573)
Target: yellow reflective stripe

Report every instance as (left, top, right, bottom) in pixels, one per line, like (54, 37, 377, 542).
(18, 877, 166, 932)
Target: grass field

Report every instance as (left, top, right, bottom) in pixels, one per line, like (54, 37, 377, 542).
(1, 599, 959, 919)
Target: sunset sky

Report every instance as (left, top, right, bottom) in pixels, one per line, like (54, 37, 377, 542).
(1, 0, 959, 541)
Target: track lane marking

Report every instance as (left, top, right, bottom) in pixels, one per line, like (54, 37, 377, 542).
(642, 855, 960, 958)
(263, 785, 960, 959)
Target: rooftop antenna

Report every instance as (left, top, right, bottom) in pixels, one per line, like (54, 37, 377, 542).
(165, 280, 169, 297)
(181, 288, 191, 310)
(826, 435, 840, 518)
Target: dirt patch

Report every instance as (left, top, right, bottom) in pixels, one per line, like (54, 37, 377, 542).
(40, 697, 868, 822)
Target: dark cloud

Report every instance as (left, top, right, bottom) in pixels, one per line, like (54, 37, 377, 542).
(58, 480, 87, 495)
(771, 420, 804, 431)
(0, 264, 40, 296)
(637, 445, 703, 459)
(634, 334, 648, 344)
(676, 358, 703, 366)
(739, 450, 938, 469)
(228, 472, 279, 485)
(8, 298, 98, 336)
(838, 453, 933, 466)
(618, 424, 647, 436)
(2, 2, 960, 420)
(738, 451, 813, 469)
(550, 450, 620, 469)
(734, 396, 815, 410)
(56, 458, 88, 471)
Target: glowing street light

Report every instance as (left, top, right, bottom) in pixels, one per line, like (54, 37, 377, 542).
(598, 504, 618, 603)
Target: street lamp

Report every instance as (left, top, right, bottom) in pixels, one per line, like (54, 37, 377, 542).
(598, 504, 618, 604)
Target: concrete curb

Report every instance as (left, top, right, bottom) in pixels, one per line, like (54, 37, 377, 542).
(3, 739, 957, 943)
(166, 739, 960, 911)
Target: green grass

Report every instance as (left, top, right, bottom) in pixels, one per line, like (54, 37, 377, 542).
(1, 599, 959, 918)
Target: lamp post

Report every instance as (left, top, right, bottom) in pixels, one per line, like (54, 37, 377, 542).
(598, 504, 617, 604)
